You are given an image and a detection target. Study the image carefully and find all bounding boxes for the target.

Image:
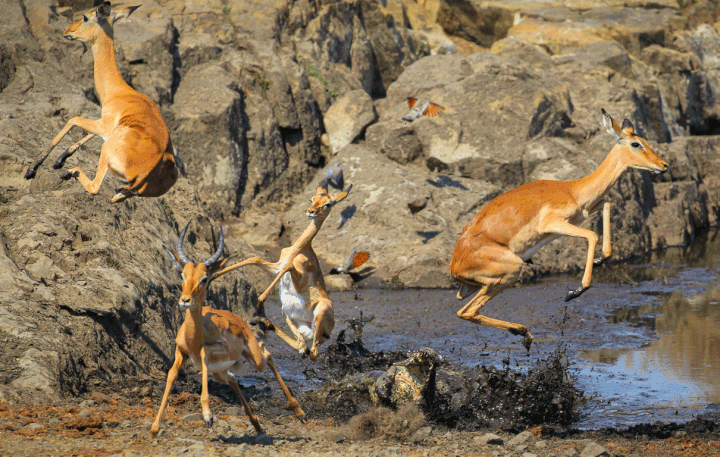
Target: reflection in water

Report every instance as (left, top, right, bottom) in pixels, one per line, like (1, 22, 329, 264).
(648, 285, 720, 401)
(582, 281, 720, 409)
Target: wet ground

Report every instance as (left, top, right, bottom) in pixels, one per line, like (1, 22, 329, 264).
(3, 235, 720, 456)
(261, 231, 720, 431)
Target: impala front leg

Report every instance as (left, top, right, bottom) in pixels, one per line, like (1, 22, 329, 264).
(593, 202, 612, 266)
(200, 347, 213, 428)
(544, 220, 599, 301)
(53, 133, 96, 169)
(25, 117, 103, 179)
(257, 263, 294, 306)
(151, 349, 188, 436)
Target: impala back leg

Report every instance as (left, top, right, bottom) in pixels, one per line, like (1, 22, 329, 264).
(452, 243, 533, 350)
(218, 372, 265, 434)
(60, 138, 115, 197)
(309, 298, 334, 361)
(258, 340, 307, 422)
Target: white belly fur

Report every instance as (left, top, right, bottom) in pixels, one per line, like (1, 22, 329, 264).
(518, 234, 560, 261)
(189, 355, 237, 374)
(279, 272, 314, 340)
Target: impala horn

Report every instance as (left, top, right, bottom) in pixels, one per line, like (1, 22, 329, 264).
(176, 221, 192, 265)
(204, 226, 224, 267)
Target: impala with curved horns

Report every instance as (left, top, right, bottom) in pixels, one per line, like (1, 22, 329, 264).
(450, 109, 668, 350)
(24, 2, 178, 203)
(151, 222, 306, 437)
(217, 179, 352, 361)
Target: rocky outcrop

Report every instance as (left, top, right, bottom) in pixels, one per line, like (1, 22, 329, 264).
(2, 0, 720, 402)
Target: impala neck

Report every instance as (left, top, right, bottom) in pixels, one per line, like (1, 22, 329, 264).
(289, 218, 324, 256)
(183, 304, 205, 346)
(570, 145, 628, 211)
(91, 31, 130, 104)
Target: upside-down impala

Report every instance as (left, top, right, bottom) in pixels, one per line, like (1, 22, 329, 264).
(217, 180, 352, 360)
(24, 2, 178, 203)
(151, 222, 306, 437)
(450, 109, 668, 350)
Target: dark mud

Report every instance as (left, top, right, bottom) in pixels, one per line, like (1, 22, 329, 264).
(299, 318, 585, 432)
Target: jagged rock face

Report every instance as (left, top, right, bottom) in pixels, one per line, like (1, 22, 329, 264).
(2, 0, 720, 403)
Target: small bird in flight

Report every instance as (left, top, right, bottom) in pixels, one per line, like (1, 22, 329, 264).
(329, 249, 370, 275)
(402, 98, 445, 122)
(324, 163, 344, 190)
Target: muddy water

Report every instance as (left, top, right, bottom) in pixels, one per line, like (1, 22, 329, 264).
(260, 231, 720, 430)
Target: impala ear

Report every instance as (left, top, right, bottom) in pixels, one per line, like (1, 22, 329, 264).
(166, 249, 183, 271)
(334, 185, 352, 203)
(316, 179, 329, 195)
(621, 118, 635, 136)
(210, 257, 232, 279)
(111, 4, 141, 24)
(601, 108, 622, 140)
(96, 2, 112, 20)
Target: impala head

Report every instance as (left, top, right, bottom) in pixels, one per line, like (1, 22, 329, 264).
(64, 2, 140, 43)
(306, 180, 352, 221)
(602, 108, 668, 175)
(169, 222, 228, 311)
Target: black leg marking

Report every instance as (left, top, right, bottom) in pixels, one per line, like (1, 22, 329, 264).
(60, 170, 79, 180)
(53, 151, 72, 169)
(564, 285, 589, 302)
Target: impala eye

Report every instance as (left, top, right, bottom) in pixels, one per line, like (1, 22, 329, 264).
(631, 141, 642, 148)
(199, 276, 208, 285)
(83, 15, 88, 22)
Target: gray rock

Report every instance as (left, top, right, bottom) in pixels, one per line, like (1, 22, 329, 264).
(182, 413, 204, 423)
(23, 422, 43, 430)
(78, 408, 92, 418)
(283, 144, 500, 288)
(224, 406, 242, 417)
(474, 433, 504, 445)
(580, 442, 609, 457)
(508, 430, 535, 447)
(324, 90, 378, 155)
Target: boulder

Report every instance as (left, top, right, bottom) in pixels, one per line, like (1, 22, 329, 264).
(370, 348, 443, 407)
(283, 144, 501, 288)
(324, 89, 378, 155)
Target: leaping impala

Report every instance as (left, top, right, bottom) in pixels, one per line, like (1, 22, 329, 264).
(217, 180, 353, 360)
(450, 109, 668, 351)
(151, 222, 306, 437)
(24, 2, 178, 203)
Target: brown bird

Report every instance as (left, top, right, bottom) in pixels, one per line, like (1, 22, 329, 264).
(408, 195, 430, 215)
(329, 249, 370, 275)
(402, 98, 445, 122)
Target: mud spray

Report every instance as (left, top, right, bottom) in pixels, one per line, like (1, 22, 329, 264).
(301, 315, 585, 433)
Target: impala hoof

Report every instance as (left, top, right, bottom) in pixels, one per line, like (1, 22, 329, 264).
(204, 416, 213, 428)
(564, 286, 589, 302)
(593, 256, 607, 266)
(60, 170, 79, 180)
(53, 156, 68, 169)
(523, 333, 533, 352)
(24, 168, 36, 180)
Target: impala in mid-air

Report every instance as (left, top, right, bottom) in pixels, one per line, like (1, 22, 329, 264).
(218, 178, 353, 361)
(24, 2, 178, 203)
(450, 109, 668, 350)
